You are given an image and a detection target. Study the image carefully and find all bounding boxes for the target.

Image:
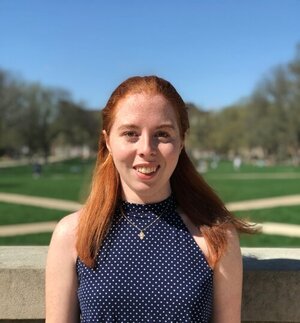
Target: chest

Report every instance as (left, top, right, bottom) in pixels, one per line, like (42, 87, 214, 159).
(77, 211, 214, 322)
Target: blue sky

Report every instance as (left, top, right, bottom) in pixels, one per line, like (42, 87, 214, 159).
(1, 0, 300, 110)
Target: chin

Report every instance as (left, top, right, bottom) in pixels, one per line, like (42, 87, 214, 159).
(135, 185, 170, 199)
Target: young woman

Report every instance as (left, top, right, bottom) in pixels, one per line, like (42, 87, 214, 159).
(46, 75, 252, 322)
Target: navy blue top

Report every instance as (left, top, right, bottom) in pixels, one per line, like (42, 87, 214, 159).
(77, 195, 213, 322)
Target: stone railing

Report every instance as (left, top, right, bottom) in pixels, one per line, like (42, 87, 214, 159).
(0, 247, 299, 323)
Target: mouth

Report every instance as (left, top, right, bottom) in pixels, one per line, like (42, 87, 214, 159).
(134, 165, 160, 175)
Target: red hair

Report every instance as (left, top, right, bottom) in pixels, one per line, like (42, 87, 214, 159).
(76, 76, 253, 267)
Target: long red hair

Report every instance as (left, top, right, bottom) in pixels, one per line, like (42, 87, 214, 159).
(76, 75, 253, 267)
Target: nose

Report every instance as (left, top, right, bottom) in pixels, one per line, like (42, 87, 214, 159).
(137, 134, 157, 157)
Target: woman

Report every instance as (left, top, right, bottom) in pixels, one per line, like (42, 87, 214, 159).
(46, 75, 252, 322)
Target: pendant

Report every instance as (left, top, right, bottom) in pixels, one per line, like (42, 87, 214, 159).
(138, 231, 145, 240)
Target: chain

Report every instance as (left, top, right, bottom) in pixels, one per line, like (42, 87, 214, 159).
(119, 205, 166, 240)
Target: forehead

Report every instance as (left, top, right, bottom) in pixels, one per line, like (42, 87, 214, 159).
(113, 93, 178, 125)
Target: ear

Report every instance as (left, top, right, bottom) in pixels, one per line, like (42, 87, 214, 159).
(102, 130, 111, 153)
(180, 140, 184, 151)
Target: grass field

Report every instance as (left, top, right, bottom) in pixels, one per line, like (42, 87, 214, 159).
(203, 162, 300, 202)
(0, 158, 299, 247)
(0, 158, 93, 201)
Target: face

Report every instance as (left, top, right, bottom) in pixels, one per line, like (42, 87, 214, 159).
(104, 93, 183, 204)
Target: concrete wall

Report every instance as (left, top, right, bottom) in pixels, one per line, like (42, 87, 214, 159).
(0, 247, 299, 322)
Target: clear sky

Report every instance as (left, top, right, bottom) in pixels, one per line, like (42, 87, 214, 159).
(1, 0, 300, 110)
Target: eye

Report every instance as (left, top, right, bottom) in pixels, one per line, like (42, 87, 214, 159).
(123, 131, 138, 138)
(155, 131, 170, 138)
(155, 131, 172, 143)
(122, 131, 139, 142)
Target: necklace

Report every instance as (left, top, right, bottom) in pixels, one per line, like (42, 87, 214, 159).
(119, 204, 167, 240)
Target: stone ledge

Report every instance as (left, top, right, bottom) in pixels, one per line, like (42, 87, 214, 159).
(0, 247, 47, 320)
(0, 247, 299, 322)
(242, 248, 300, 323)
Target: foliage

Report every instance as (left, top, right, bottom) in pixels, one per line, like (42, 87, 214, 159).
(1, 43, 300, 162)
(0, 71, 100, 160)
(185, 43, 300, 163)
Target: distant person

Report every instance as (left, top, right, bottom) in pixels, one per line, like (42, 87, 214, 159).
(32, 161, 42, 178)
(233, 156, 242, 171)
(46, 75, 254, 322)
(197, 159, 208, 173)
(210, 154, 220, 169)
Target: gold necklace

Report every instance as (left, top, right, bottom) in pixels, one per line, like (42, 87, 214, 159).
(119, 205, 167, 240)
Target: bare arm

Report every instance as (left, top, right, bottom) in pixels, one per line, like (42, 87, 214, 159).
(45, 212, 80, 323)
(177, 211, 243, 322)
(212, 226, 243, 323)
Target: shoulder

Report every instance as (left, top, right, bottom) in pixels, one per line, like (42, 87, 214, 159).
(178, 209, 241, 269)
(53, 211, 80, 237)
(48, 211, 81, 263)
(51, 211, 80, 244)
(212, 224, 243, 322)
(220, 224, 242, 263)
(46, 212, 81, 321)
(213, 224, 242, 286)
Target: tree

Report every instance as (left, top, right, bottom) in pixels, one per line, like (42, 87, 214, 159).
(288, 43, 300, 162)
(185, 103, 213, 149)
(53, 100, 100, 151)
(16, 83, 70, 161)
(210, 104, 248, 155)
(0, 69, 24, 156)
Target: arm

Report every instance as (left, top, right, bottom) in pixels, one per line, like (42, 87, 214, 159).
(212, 226, 243, 323)
(45, 212, 80, 323)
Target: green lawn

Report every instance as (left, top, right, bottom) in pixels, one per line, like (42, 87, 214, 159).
(0, 158, 299, 246)
(203, 160, 300, 174)
(0, 203, 66, 225)
(235, 205, 300, 225)
(204, 177, 300, 202)
(0, 232, 53, 245)
(1, 158, 299, 203)
(0, 158, 94, 201)
(203, 161, 300, 202)
(240, 233, 300, 247)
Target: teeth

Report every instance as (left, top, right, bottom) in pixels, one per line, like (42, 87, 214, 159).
(136, 167, 157, 174)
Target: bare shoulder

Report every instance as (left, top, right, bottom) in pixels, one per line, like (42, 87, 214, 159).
(46, 211, 81, 321)
(214, 223, 242, 278)
(53, 211, 80, 238)
(222, 224, 242, 259)
(225, 223, 239, 240)
(48, 211, 81, 262)
(178, 209, 241, 269)
(212, 224, 243, 322)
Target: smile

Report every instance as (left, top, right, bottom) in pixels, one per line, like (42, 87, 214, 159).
(134, 166, 159, 174)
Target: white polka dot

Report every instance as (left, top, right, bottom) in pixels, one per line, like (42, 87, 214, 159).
(77, 195, 213, 322)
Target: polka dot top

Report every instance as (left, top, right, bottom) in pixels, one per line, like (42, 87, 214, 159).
(76, 195, 213, 322)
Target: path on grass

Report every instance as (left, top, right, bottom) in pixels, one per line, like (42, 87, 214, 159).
(1, 192, 300, 237)
(207, 172, 300, 180)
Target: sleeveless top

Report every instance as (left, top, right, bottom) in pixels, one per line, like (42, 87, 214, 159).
(76, 195, 213, 322)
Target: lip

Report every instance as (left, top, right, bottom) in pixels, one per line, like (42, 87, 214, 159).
(133, 163, 159, 169)
(133, 164, 160, 178)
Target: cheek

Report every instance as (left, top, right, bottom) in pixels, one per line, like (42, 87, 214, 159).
(111, 143, 135, 164)
(161, 143, 182, 160)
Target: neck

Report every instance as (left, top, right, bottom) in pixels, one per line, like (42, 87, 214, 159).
(121, 191, 171, 205)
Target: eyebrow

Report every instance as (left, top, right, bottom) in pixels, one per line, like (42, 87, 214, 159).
(117, 124, 176, 131)
(117, 124, 139, 131)
(156, 124, 176, 130)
